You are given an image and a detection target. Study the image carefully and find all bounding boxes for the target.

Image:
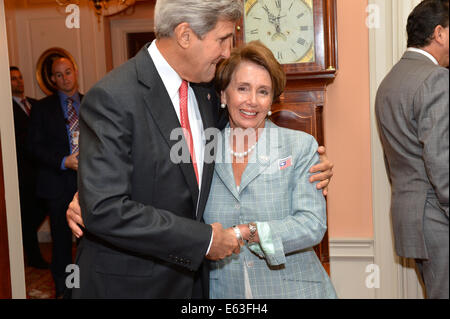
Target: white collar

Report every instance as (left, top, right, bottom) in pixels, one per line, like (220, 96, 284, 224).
(148, 40, 185, 100)
(406, 47, 439, 65)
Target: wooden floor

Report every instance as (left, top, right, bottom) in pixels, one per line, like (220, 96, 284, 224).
(25, 242, 77, 299)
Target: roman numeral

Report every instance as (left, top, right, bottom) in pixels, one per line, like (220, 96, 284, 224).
(250, 29, 259, 35)
(289, 2, 294, 10)
(277, 51, 283, 60)
(275, 0, 281, 9)
(300, 25, 309, 31)
(297, 37, 306, 46)
(297, 12, 304, 19)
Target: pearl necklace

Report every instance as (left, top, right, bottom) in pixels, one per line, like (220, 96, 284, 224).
(230, 142, 257, 158)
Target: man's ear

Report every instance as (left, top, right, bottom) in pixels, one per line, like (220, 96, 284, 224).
(174, 22, 193, 49)
(434, 25, 447, 46)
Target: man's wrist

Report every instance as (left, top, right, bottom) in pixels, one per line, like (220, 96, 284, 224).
(61, 156, 68, 170)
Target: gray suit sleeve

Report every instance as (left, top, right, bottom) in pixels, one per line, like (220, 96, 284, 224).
(414, 68, 449, 215)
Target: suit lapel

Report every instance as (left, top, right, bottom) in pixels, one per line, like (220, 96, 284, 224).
(192, 84, 218, 220)
(214, 122, 283, 200)
(136, 45, 200, 208)
(239, 121, 282, 193)
(213, 127, 240, 201)
(12, 100, 28, 122)
(192, 84, 215, 133)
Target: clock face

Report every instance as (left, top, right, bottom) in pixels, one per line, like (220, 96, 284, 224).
(244, 0, 316, 64)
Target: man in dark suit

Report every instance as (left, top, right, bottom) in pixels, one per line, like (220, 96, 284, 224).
(376, 0, 449, 298)
(69, 0, 244, 299)
(10, 66, 48, 269)
(28, 57, 82, 298)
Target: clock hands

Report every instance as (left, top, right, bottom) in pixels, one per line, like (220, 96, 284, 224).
(262, 4, 277, 25)
(261, 3, 287, 42)
(246, 1, 315, 64)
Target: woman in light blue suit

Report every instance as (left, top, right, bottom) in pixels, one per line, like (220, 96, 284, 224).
(204, 41, 337, 299)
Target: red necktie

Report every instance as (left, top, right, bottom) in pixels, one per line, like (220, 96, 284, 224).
(21, 98, 31, 116)
(67, 97, 79, 154)
(179, 80, 199, 184)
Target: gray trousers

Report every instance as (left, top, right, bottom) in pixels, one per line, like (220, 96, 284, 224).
(415, 199, 449, 299)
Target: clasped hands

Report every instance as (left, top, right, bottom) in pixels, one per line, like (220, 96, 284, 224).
(205, 223, 258, 261)
(66, 192, 255, 262)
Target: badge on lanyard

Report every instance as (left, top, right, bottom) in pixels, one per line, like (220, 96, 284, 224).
(71, 130, 80, 147)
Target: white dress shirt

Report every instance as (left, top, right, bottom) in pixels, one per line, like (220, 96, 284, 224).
(407, 47, 439, 65)
(148, 40, 205, 189)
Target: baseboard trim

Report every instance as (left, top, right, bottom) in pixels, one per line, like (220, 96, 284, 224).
(329, 238, 376, 299)
(330, 238, 374, 258)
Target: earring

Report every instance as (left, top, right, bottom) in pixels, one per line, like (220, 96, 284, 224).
(221, 103, 226, 109)
(267, 110, 272, 117)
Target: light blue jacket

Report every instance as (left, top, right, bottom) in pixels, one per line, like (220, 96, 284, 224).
(204, 120, 337, 299)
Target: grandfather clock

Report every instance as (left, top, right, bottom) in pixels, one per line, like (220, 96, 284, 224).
(235, 0, 338, 274)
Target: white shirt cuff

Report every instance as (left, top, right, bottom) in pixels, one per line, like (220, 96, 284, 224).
(205, 231, 213, 255)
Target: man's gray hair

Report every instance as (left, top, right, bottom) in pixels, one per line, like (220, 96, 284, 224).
(154, 0, 243, 39)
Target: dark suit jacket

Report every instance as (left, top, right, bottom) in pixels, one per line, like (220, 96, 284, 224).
(13, 97, 38, 192)
(73, 44, 221, 298)
(28, 93, 82, 200)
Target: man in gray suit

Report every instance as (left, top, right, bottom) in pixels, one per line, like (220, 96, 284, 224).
(375, 0, 449, 299)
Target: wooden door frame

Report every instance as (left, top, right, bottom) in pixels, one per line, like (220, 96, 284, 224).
(0, 0, 26, 298)
(0, 137, 12, 299)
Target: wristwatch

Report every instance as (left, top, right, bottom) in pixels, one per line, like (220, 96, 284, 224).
(248, 222, 257, 243)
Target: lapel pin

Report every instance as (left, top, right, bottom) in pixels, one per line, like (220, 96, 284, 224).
(278, 156, 292, 170)
(207, 93, 211, 101)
